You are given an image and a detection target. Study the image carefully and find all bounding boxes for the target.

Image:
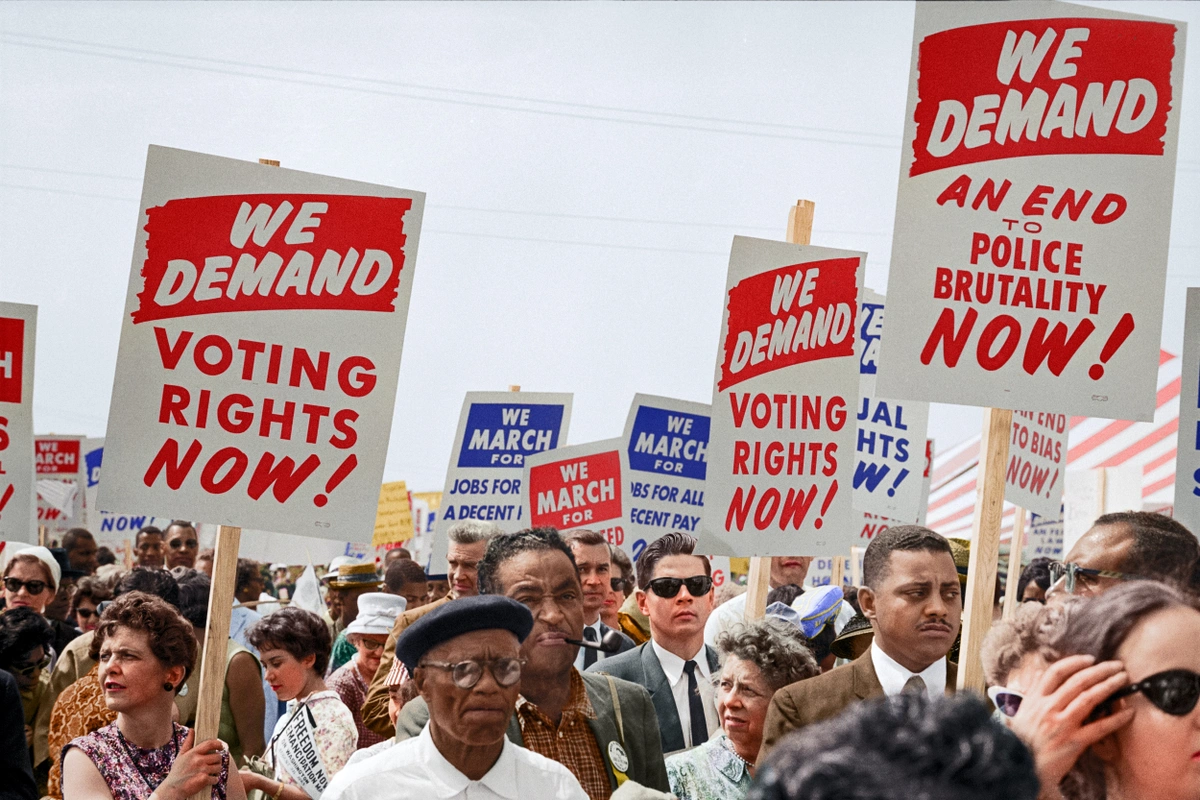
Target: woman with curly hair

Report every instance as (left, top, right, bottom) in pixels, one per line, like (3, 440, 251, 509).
(666, 618, 820, 800)
(60, 592, 245, 800)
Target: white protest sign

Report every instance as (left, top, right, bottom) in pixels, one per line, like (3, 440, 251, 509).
(431, 391, 571, 570)
(274, 704, 329, 799)
(1063, 469, 1103, 554)
(0, 303, 37, 544)
(82, 438, 171, 540)
(99, 146, 424, 540)
(36, 434, 86, 538)
(853, 291, 930, 522)
(1174, 288, 1200, 533)
(1026, 511, 1064, 560)
(705, 236, 864, 557)
(621, 394, 712, 562)
(523, 438, 624, 543)
(877, 2, 1186, 422)
(859, 438, 935, 541)
(1006, 411, 1068, 517)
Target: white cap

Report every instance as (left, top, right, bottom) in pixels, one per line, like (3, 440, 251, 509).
(1, 545, 60, 592)
(345, 593, 406, 637)
(323, 555, 357, 583)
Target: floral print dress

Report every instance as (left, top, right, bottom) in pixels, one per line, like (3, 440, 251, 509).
(65, 722, 228, 800)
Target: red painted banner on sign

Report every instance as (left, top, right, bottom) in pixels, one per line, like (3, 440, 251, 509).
(0, 317, 24, 404)
(529, 450, 622, 529)
(36, 439, 80, 474)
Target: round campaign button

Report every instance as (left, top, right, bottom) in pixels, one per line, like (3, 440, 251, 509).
(607, 741, 630, 773)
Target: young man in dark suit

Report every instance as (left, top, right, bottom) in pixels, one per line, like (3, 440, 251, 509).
(587, 532, 720, 755)
(759, 525, 962, 761)
(562, 529, 635, 670)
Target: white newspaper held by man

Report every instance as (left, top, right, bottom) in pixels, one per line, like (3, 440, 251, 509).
(877, 2, 1186, 422)
(621, 394, 725, 561)
(1173, 289, 1200, 533)
(99, 146, 425, 539)
(0, 302, 37, 544)
(523, 438, 624, 546)
(1005, 410, 1068, 518)
(430, 391, 571, 570)
(705, 236, 864, 557)
(853, 289, 930, 522)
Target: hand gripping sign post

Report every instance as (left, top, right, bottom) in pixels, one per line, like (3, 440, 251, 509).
(523, 438, 625, 544)
(430, 391, 571, 571)
(876, 3, 1185, 692)
(705, 202, 865, 621)
(1173, 289, 1200, 534)
(98, 146, 424, 778)
(0, 303, 37, 544)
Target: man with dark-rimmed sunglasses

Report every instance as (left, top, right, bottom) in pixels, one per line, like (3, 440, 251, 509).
(587, 531, 720, 754)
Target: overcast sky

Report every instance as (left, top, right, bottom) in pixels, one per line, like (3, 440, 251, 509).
(2, 1, 1197, 493)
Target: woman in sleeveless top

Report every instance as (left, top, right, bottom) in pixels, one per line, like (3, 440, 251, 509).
(61, 592, 246, 800)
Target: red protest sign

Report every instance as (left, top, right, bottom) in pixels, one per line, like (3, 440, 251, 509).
(526, 443, 623, 531)
(36, 439, 80, 475)
(0, 317, 24, 404)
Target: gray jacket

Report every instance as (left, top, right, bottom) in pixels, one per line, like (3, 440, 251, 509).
(395, 669, 670, 793)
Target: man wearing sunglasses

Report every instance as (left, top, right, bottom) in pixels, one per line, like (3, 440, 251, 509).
(760, 525, 962, 760)
(562, 529, 634, 671)
(163, 520, 200, 569)
(324, 594, 589, 800)
(587, 532, 720, 755)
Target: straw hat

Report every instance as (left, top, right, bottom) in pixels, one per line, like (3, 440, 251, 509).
(830, 612, 874, 660)
(322, 555, 358, 584)
(345, 593, 406, 637)
(948, 538, 971, 585)
(328, 561, 381, 590)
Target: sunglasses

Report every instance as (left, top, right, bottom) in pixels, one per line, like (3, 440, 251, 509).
(75, 608, 98, 620)
(11, 652, 52, 677)
(647, 575, 713, 599)
(1048, 561, 1145, 595)
(987, 685, 1024, 718)
(419, 657, 525, 689)
(3, 577, 49, 595)
(610, 577, 627, 592)
(1091, 669, 1200, 720)
(168, 539, 198, 550)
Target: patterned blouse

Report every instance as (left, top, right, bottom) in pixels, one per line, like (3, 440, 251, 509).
(65, 722, 229, 800)
(326, 661, 386, 749)
(665, 732, 753, 800)
(265, 690, 358, 785)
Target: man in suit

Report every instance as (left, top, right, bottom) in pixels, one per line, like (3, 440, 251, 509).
(395, 527, 670, 798)
(759, 525, 962, 761)
(587, 532, 720, 755)
(562, 529, 635, 670)
(361, 520, 501, 736)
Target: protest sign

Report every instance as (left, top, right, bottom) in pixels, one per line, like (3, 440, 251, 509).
(1026, 512, 1064, 560)
(98, 146, 424, 540)
(0, 303, 37, 543)
(202, 523, 367, 567)
(876, 2, 1186, 422)
(1006, 411, 1068, 517)
(36, 434, 86, 538)
(621, 394, 714, 562)
(372, 481, 413, 547)
(408, 490, 440, 565)
(274, 704, 329, 800)
(853, 291, 930, 522)
(705, 236, 864, 557)
(1174, 289, 1200, 533)
(523, 438, 624, 546)
(430, 391, 570, 568)
(83, 439, 174, 540)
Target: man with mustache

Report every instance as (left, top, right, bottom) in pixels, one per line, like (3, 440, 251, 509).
(395, 528, 670, 799)
(758, 525, 962, 761)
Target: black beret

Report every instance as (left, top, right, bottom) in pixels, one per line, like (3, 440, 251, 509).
(396, 595, 534, 672)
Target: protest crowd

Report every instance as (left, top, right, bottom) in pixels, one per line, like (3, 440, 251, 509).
(0, 510, 1198, 800)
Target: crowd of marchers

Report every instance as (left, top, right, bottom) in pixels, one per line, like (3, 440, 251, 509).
(2, 510, 1199, 800)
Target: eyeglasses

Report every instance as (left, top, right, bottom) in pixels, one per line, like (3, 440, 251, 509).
(418, 657, 526, 689)
(610, 577, 627, 592)
(3, 577, 49, 595)
(357, 639, 384, 652)
(987, 686, 1024, 718)
(168, 539, 198, 550)
(1092, 669, 1200, 720)
(11, 653, 51, 677)
(76, 608, 98, 620)
(1048, 561, 1145, 595)
(647, 575, 713, 599)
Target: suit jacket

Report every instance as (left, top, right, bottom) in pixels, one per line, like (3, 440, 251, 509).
(361, 595, 453, 736)
(395, 670, 670, 793)
(758, 651, 958, 762)
(580, 622, 635, 666)
(585, 641, 721, 755)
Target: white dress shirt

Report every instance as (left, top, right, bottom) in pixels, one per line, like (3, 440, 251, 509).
(651, 640, 720, 748)
(870, 640, 947, 698)
(322, 724, 588, 800)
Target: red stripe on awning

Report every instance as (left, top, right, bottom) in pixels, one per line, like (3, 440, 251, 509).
(1097, 419, 1179, 469)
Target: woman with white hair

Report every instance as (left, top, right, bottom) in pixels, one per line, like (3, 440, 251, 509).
(325, 593, 405, 749)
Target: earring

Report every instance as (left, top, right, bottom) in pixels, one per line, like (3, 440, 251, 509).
(164, 682, 174, 692)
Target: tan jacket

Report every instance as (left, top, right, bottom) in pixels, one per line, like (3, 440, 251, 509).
(757, 651, 957, 763)
(360, 595, 452, 736)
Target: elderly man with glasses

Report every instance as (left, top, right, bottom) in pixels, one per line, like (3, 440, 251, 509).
(323, 594, 588, 800)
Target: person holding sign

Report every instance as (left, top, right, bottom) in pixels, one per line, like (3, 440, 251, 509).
(240, 608, 356, 800)
(61, 592, 245, 800)
(758, 526, 961, 760)
(323, 594, 588, 800)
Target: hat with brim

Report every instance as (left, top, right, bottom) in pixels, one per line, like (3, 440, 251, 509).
(346, 592, 406, 637)
(328, 561, 383, 590)
(323, 555, 358, 584)
(830, 611, 874, 660)
(396, 595, 533, 673)
(791, 585, 844, 638)
(384, 657, 410, 687)
(2, 544, 61, 592)
(949, 538, 970, 586)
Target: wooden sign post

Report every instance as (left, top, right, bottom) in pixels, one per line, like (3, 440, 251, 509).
(191, 524, 241, 787)
(957, 408, 1012, 693)
(744, 199, 815, 622)
(1002, 507, 1027, 620)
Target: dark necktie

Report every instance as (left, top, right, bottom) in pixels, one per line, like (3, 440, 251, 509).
(683, 660, 708, 746)
(583, 626, 599, 669)
(903, 674, 927, 695)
